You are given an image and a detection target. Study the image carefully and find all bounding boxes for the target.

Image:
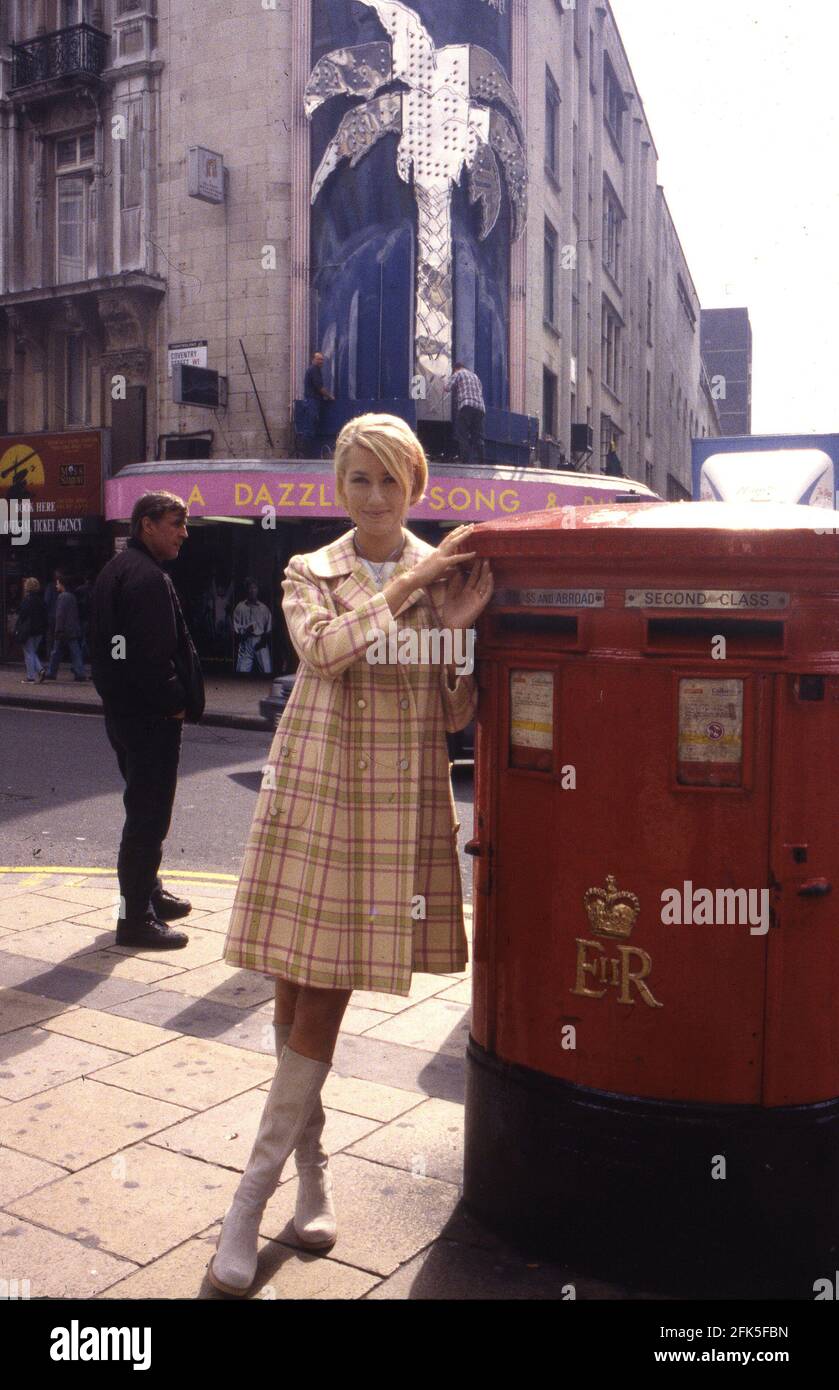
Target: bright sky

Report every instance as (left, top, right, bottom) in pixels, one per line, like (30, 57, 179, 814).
(608, 0, 839, 434)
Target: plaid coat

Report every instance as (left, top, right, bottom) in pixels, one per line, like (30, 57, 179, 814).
(222, 527, 477, 996)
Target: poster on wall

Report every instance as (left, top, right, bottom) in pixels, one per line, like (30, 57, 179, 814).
(306, 0, 526, 420)
(0, 431, 104, 535)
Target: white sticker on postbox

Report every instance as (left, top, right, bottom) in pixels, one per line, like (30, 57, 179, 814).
(678, 679, 744, 764)
(510, 670, 554, 750)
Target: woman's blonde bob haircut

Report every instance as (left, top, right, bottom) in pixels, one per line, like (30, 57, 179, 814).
(334, 413, 428, 512)
(23, 577, 41, 595)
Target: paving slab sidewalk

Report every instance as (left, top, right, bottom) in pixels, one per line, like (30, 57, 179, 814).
(0, 869, 643, 1301)
(0, 664, 272, 732)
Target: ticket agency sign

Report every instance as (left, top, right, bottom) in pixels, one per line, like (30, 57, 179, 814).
(0, 431, 104, 535)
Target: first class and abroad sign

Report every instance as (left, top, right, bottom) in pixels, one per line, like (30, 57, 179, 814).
(0, 431, 104, 534)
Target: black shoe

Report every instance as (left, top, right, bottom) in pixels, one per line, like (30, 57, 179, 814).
(150, 885, 192, 920)
(115, 910, 189, 950)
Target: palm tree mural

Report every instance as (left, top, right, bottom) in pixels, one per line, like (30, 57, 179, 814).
(305, 0, 528, 418)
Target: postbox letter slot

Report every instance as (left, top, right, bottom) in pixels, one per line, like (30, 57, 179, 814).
(646, 618, 784, 655)
(493, 614, 579, 643)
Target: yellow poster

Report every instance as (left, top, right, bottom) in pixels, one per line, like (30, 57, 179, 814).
(510, 670, 554, 750)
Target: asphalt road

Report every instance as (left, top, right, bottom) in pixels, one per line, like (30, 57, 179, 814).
(0, 707, 475, 890)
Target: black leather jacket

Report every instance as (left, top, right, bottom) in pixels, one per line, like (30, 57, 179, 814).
(89, 538, 205, 721)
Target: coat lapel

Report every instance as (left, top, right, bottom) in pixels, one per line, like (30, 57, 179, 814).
(309, 527, 434, 615)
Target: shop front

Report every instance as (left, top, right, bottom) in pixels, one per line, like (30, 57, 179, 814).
(105, 458, 650, 673)
(0, 429, 109, 662)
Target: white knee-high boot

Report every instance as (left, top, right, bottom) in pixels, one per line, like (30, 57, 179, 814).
(274, 1021, 337, 1249)
(208, 1043, 330, 1295)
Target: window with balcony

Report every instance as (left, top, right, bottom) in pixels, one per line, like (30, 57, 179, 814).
(545, 69, 561, 182)
(603, 54, 625, 151)
(11, 7, 108, 90)
(55, 131, 95, 284)
(601, 298, 622, 396)
(602, 178, 624, 286)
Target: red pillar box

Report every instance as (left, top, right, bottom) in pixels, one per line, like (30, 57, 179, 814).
(463, 501, 839, 1297)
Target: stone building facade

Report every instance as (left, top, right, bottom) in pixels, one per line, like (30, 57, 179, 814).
(522, 0, 718, 494)
(0, 0, 717, 489)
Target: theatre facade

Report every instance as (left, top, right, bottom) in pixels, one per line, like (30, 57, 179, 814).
(1, 1, 717, 665)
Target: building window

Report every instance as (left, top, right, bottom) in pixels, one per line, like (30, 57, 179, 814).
(61, 0, 93, 25)
(544, 220, 558, 326)
(603, 54, 625, 150)
(646, 277, 654, 346)
(646, 370, 653, 437)
(601, 298, 622, 396)
(677, 273, 697, 330)
(543, 366, 558, 439)
(572, 122, 580, 219)
(572, 289, 580, 361)
(62, 333, 89, 426)
(600, 413, 618, 469)
(545, 70, 561, 181)
(55, 131, 95, 285)
(602, 178, 624, 285)
(589, 29, 596, 91)
(645, 460, 655, 490)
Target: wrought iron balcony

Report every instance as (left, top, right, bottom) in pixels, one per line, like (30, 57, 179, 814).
(11, 24, 109, 92)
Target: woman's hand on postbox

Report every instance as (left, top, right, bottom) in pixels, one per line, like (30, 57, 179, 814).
(411, 524, 479, 588)
(440, 559, 494, 631)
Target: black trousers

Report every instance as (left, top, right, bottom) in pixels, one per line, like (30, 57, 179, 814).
(455, 405, 486, 463)
(105, 713, 183, 921)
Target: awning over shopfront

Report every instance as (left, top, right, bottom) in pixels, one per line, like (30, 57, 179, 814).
(105, 459, 638, 525)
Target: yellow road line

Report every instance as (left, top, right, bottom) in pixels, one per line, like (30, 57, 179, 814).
(0, 866, 238, 883)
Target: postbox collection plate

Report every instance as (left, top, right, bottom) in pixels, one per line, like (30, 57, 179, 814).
(625, 589, 791, 609)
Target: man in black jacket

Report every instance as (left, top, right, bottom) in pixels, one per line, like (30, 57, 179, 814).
(90, 491, 205, 948)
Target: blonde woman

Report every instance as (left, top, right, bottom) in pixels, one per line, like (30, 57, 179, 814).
(210, 413, 493, 1295)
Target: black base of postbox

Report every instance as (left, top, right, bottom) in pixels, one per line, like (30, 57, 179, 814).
(463, 1036, 839, 1299)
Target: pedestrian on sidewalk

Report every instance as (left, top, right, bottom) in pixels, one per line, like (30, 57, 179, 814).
(14, 577, 47, 682)
(39, 574, 86, 682)
(445, 361, 486, 464)
(89, 491, 205, 951)
(43, 571, 60, 652)
(210, 412, 494, 1296)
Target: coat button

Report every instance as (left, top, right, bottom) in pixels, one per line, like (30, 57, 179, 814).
(357, 698, 367, 709)
(399, 757, 409, 770)
(400, 698, 409, 710)
(358, 757, 368, 769)
(280, 745, 290, 756)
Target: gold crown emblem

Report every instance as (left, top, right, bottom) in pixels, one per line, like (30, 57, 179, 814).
(584, 876, 640, 940)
